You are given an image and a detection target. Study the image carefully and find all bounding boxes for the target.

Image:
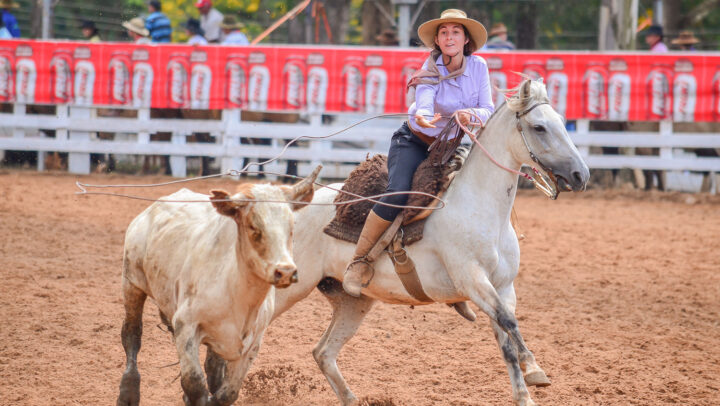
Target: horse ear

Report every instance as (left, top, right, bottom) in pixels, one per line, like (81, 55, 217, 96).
(521, 80, 532, 99)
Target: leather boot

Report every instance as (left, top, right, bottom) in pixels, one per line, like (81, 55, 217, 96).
(343, 211, 392, 297)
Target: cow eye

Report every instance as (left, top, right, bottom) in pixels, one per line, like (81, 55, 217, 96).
(533, 125, 546, 133)
(248, 225, 262, 242)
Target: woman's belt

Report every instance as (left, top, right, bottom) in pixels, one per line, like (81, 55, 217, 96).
(408, 125, 435, 146)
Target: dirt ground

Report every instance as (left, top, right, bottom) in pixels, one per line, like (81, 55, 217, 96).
(1, 170, 719, 406)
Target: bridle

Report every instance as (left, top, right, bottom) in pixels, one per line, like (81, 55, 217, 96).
(454, 101, 558, 198)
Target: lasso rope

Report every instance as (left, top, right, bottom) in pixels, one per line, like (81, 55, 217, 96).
(75, 113, 448, 210)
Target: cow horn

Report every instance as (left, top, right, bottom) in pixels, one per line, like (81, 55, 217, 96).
(293, 165, 322, 198)
(285, 165, 321, 210)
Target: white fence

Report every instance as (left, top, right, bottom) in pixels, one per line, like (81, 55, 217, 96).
(0, 104, 719, 189)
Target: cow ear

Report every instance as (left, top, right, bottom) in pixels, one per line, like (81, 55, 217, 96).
(210, 189, 241, 217)
(283, 165, 321, 211)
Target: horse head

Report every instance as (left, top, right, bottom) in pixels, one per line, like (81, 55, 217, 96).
(505, 79, 590, 198)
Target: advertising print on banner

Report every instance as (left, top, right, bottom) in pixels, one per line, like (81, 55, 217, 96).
(0, 40, 718, 122)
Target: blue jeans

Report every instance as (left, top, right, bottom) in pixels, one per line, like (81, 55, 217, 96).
(372, 122, 429, 221)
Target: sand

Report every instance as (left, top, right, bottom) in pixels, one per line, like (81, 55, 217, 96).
(1, 170, 718, 406)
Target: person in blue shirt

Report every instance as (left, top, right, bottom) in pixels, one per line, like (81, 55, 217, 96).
(342, 9, 494, 296)
(1, 0, 21, 38)
(145, 0, 172, 43)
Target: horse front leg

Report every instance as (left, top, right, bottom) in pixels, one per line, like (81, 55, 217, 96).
(462, 271, 549, 400)
(313, 278, 375, 406)
(489, 284, 549, 405)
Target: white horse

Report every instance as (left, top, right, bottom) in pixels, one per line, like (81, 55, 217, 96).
(270, 79, 589, 406)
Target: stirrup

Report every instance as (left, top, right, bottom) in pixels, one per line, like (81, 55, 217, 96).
(345, 257, 375, 288)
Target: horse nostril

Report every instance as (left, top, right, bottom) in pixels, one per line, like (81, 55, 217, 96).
(290, 270, 298, 283)
(274, 270, 283, 282)
(572, 170, 583, 185)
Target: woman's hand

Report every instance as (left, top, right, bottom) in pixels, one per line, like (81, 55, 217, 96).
(457, 109, 483, 128)
(415, 113, 441, 128)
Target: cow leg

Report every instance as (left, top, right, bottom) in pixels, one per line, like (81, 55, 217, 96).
(116, 282, 147, 406)
(313, 278, 374, 406)
(204, 347, 226, 395)
(208, 345, 261, 406)
(464, 271, 547, 391)
(173, 319, 210, 406)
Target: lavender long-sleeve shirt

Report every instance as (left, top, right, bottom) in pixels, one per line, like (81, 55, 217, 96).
(408, 54, 495, 138)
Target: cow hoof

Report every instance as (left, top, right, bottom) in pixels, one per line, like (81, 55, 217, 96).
(116, 369, 140, 406)
(524, 370, 551, 387)
(516, 398, 537, 406)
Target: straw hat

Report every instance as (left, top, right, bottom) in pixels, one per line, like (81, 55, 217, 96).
(489, 22, 507, 37)
(671, 30, 700, 45)
(220, 15, 244, 30)
(122, 17, 149, 37)
(417, 9, 487, 53)
(0, 0, 19, 9)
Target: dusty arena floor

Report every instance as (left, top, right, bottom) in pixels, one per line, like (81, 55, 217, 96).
(1, 170, 719, 406)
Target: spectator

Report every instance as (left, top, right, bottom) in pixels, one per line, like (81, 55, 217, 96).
(484, 23, 515, 50)
(220, 15, 249, 45)
(122, 17, 151, 44)
(645, 25, 668, 52)
(0, 0, 20, 38)
(195, 0, 223, 43)
(184, 18, 207, 45)
(146, 0, 172, 43)
(375, 29, 399, 46)
(671, 30, 700, 51)
(0, 14, 11, 39)
(81, 20, 101, 43)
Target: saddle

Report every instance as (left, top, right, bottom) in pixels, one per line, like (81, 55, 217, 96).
(323, 146, 470, 304)
(323, 146, 469, 246)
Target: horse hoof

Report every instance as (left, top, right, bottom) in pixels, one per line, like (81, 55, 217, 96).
(524, 370, 551, 387)
(517, 398, 537, 406)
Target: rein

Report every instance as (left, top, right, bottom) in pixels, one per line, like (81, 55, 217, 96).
(453, 102, 557, 197)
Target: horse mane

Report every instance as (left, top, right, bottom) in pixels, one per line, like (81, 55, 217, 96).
(500, 77, 550, 114)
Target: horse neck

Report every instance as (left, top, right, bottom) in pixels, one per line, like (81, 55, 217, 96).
(444, 106, 522, 230)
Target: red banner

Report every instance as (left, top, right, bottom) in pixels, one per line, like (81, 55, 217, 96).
(0, 40, 719, 122)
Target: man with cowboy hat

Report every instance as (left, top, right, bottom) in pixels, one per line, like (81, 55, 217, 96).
(672, 30, 700, 51)
(376, 28, 399, 46)
(1, 0, 20, 38)
(220, 15, 248, 45)
(485, 22, 515, 51)
(342, 9, 494, 310)
(122, 17, 151, 44)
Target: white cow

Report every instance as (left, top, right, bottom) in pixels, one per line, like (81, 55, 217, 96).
(116, 166, 320, 406)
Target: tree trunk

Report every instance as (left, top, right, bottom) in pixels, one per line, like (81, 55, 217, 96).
(516, 1, 538, 49)
(322, 0, 352, 44)
(361, 0, 394, 45)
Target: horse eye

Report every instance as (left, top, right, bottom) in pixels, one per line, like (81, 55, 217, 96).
(533, 125, 546, 133)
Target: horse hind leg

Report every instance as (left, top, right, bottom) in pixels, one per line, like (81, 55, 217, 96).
(117, 282, 147, 406)
(313, 278, 375, 406)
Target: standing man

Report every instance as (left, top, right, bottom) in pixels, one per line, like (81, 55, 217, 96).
(195, 0, 223, 43)
(220, 15, 248, 45)
(145, 0, 172, 43)
(484, 23, 515, 50)
(645, 25, 668, 52)
(0, 0, 20, 38)
(122, 17, 151, 44)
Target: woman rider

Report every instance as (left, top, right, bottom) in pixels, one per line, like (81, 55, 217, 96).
(343, 9, 495, 297)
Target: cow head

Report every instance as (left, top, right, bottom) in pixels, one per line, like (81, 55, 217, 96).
(210, 165, 321, 288)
